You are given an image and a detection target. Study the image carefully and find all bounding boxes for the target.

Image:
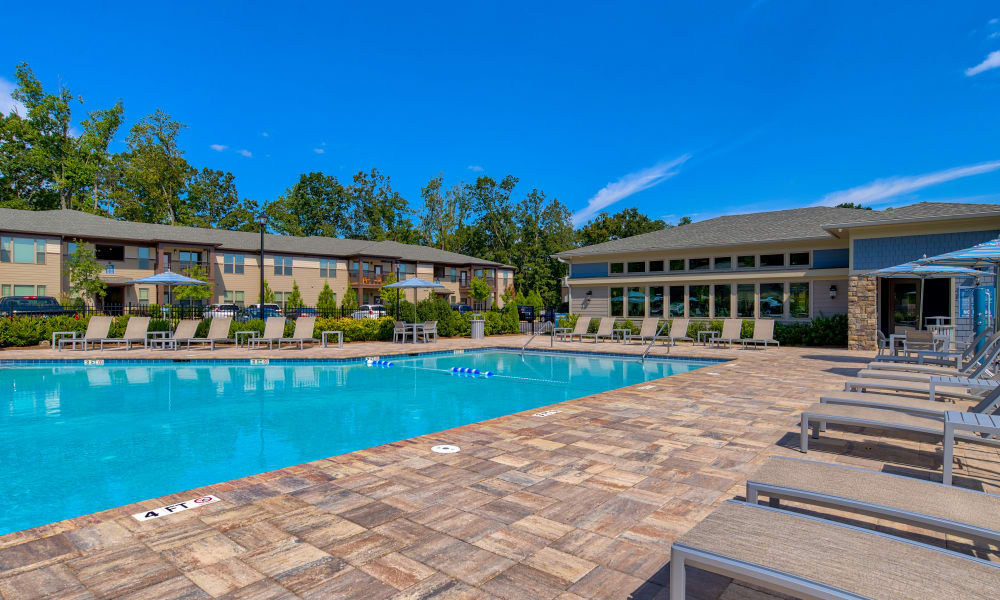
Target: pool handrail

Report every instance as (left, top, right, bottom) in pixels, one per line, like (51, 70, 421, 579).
(642, 320, 670, 362)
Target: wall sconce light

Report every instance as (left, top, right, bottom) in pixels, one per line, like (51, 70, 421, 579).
(586, 290, 593, 297)
(829, 285, 838, 299)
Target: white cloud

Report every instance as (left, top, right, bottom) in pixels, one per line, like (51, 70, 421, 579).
(0, 77, 26, 116)
(467, 165, 484, 172)
(210, 144, 228, 152)
(815, 160, 1000, 207)
(571, 155, 691, 227)
(313, 148, 325, 154)
(237, 149, 252, 158)
(261, 132, 269, 137)
(966, 50, 1000, 76)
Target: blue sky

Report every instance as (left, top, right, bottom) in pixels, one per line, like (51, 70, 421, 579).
(2, 2, 1000, 227)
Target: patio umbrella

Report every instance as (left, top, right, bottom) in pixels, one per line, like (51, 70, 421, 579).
(128, 269, 208, 307)
(867, 262, 983, 330)
(382, 277, 446, 322)
(917, 238, 1000, 328)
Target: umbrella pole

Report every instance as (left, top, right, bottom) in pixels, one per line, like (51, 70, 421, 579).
(918, 278, 924, 330)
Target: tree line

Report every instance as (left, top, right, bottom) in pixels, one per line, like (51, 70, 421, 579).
(0, 62, 690, 307)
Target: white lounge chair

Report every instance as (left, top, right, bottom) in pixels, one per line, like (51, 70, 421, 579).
(858, 342, 1000, 383)
(278, 316, 317, 349)
(58, 316, 112, 351)
(741, 319, 779, 349)
(99, 316, 150, 350)
(665, 318, 693, 345)
(257, 317, 286, 349)
(819, 385, 1000, 418)
(842, 375, 994, 402)
(670, 500, 1000, 600)
(624, 318, 666, 344)
(186, 317, 233, 350)
(711, 318, 742, 348)
(867, 332, 1000, 377)
(554, 317, 589, 342)
(579, 317, 615, 343)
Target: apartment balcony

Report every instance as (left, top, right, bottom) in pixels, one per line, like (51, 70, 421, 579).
(349, 270, 392, 286)
(164, 260, 211, 275)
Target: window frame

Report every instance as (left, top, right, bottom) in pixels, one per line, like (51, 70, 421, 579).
(789, 252, 810, 267)
(669, 259, 686, 272)
(713, 284, 731, 318)
(627, 261, 646, 274)
(689, 258, 710, 271)
(627, 286, 645, 317)
(789, 282, 810, 319)
(759, 282, 785, 317)
(649, 260, 664, 272)
(688, 284, 710, 318)
(609, 287, 624, 316)
(668, 285, 685, 317)
(713, 256, 732, 270)
(737, 255, 756, 269)
(649, 285, 664, 317)
(760, 253, 785, 268)
(737, 283, 756, 318)
(610, 262, 624, 274)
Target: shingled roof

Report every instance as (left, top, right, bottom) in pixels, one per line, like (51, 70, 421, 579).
(554, 202, 1000, 258)
(0, 208, 512, 268)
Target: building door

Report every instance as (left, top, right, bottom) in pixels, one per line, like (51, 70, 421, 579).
(880, 279, 919, 334)
(922, 278, 951, 326)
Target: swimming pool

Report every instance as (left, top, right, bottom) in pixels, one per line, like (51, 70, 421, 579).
(0, 349, 715, 535)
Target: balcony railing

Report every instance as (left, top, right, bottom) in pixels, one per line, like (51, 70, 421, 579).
(350, 270, 391, 285)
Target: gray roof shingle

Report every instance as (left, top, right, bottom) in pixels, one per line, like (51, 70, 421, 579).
(554, 202, 1000, 258)
(0, 208, 511, 268)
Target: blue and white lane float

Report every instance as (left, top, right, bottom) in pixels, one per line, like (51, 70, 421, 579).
(366, 359, 394, 367)
(449, 366, 493, 377)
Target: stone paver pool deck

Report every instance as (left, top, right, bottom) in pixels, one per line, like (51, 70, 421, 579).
(1, 336, 998, 599)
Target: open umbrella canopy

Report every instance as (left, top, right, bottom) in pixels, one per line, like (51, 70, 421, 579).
(916, 238, 1000, 267)
(382, 277, 446, 322)
(867, 262, 984, 279)
(128, 270, 207, 286)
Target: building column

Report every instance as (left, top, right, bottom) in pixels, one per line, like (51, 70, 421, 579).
(848, 275, 878, 351)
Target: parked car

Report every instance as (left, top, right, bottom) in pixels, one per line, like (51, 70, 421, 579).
(0, 296, 75, 317)
(203, 304, 241, 319)
(350, 304, 387, 319)
(247, 303, 283, 316)
(238, 306, 283, 322)
(450, 304, 474, 314)
(285, 307, 319, 320)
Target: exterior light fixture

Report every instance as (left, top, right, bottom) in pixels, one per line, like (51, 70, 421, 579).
(829, 285, 838, 299)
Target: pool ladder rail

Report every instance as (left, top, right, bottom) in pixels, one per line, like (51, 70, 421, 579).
(521, 321, 555, 357)
(641, 321, 671, 363)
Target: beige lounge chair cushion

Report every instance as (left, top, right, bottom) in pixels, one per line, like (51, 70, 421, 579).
(846, 377, 987, 400)
(675, 501, 1000, 599)
(819, 391, 958, 414)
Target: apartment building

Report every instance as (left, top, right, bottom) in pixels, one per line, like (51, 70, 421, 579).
(0, 208, 514, 309)
(553, 202, 1000, 350)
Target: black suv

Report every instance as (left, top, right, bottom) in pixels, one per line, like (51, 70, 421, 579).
(0, 296, 74, 317)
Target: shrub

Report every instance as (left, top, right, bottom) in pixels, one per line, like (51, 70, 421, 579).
(312, 316, 394, 342)
(774, 313, 847, 346)
(557, 313, 579, 330)
(619, 319, 641, 335)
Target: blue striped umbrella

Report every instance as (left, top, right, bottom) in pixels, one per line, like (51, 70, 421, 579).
(128, 270, 209, 305)
(916, 237, 1000, 268)
(868, 262, 983, 329)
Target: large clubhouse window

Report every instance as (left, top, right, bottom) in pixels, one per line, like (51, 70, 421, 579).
(737, 255, 755, 268)
(714, 256, 732, 270)
(759, 283, 784, 317)
(689, 285, 709, 317)
(627, 262, 646, 273)
(790, 252, 810, 267)
(714, 284, 731, 317)
(669, 286, 685, 317)
(789, 283, 809, 318)
(319, 259, 336, 278)
(649, 286, 664, 317)
(689, 258, 710, 271)
(610, 263, 624, 274)
(223, 253, 245, 274)
(137, 247, 153, 270)
(95, 244, 124, 261)
(669, 259, 685, 271)
(760, 254, 785, 268)
(737, 284, 755, 317)
(649, 260, 664, 272)
(1, 237, 46, 264)
(610, 287, 624, 316)
(627, 287, 644, 317)
(273, 256, 293, 276)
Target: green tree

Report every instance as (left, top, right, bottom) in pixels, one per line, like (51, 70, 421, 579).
(526, 289, 545, 312)
(266, 172, 349, 237)
(835, 202, 872, 210)
(345, 168, 417, 242)
(185, 168, 260, 231)
(261, 280, 275, 303)
(63, 240, 106, 306)
(380, 273, 405, 306)
(341, 287, 358, 312)
(465, 174, 518, 265)
(469, 276, 492, 310)
(576, 207, 667, 246)
(172, 264, 212, 304)
(110, 109, 192, 224)
(418, 175, 471, 251)
(286, 280, 304, 310)
(316, 281, 337, 315)
(0, 63, 123, 212)
(513, 188, 573, 307)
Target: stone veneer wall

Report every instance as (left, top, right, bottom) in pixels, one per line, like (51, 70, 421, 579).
(848, 275, 878, 351)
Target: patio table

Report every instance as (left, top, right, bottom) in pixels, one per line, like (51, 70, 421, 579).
(52, 330, 79, 350)
(234, 331, 259, 349)
(145, 331, 170, 349)
(613, 328, 630, 343)
(942, 411, 1000, 485)
(321, 330, 343, 348)
(148, 337, 178, 350)
(697, 331, 718, 346)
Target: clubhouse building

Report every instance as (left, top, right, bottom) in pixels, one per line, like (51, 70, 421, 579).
(554, 202, 1000, 350)
(0, 208, 514, 310)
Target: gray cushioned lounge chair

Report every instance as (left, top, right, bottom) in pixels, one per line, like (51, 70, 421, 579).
(278, 316, 317, 349)
(819, 384, 1000, 417)
(555, 317, 589, 342)
(665, 318, 693, 345)
(670, 500, 1000, 600)
(257, 316, 286, 349)
(799, 403, 1000, 453)
(185, 317, 232, 350)
(871, 329, 990, 368)
(859, 340, 1000, 382)
(746, 455, 1000, 545)
(842, 375, 994, 401)
(867, 331, 1000, 376)
(579, 317, 614, 343)
(741, 319, 779, 349)
(710, 318, 742, 348)
(99, 316, 150, 350)
(624, 318, 666, 344)
(58, 316, 112, 351)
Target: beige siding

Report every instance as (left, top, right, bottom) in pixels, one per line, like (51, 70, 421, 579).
(570, 286, 609, 317)
(0, 235, 61, 297)
(812, 278, 848, 316)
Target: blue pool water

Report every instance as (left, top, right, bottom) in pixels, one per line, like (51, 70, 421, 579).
(0, 350, 713, 534)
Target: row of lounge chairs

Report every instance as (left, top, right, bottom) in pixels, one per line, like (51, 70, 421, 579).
(555, 317, 778, 348)
(671, 330, 1000, 598)
(56, 316, 321, 351)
